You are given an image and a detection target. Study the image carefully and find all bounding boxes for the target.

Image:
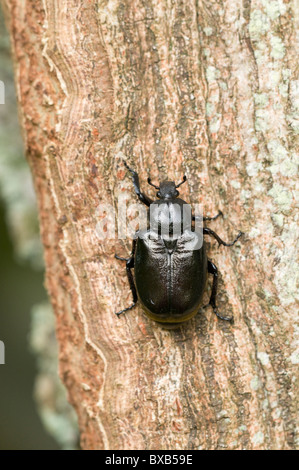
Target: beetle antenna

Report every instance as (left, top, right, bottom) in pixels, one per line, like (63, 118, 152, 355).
(176, 175, 187, 188)
(147, 177, 160, 190)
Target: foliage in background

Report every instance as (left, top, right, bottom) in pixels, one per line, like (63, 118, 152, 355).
(30, 303, 79, 449)
(0, 12, 43, 267)
(0, 9, 78, 449)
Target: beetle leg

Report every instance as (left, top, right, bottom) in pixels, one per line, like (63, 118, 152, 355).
(116, 257, 138, 316)
(203, 210, 223, 222)
(123, 161, 153, 207)
(203, 227, 243, 246)
(207, 260, 234, 323)
(115, 239, 138, 316)
(192, 211, 223, 223)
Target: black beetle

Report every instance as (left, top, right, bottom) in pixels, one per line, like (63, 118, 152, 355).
(115, 162, 243, 327)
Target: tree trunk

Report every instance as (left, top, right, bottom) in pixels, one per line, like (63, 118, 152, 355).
(2, 0, 298, 450)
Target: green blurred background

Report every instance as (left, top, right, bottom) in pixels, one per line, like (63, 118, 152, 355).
(0, 205, 59, 449)
(0, 8, 78, 450)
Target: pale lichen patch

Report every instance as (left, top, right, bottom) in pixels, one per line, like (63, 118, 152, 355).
(267, 139, 288, 160)
(246, 161, 263, 177)
(271, 213, 284, 227)
(209, 116, 221, 133)
(268, 184, 293, 212)
(267, 144, 298, 176)
(289, 350, 299, 365)
(206, 102, 214, 117)
(203, 27, 213, 36)
(268, 70, 281, 88)
(240, 190, 252, 202)
(252, 431, 264, 445)
(249, 227, 261, 239)
(270, 36, 285, 59)
(272, 222, 299, 307)
(219, 81, 227, 91)
(250, 376, 262, 391)
(288, 80, 299, 134)
(255, 109, 270, 132)
(231, 144, 241, 152)
(290, 80, 299, 110)
(206, 66, 220, 82)
(276, 159, 298, 178)
(249, 10, 270, 41)
(261, 0, 287, 20)
(257, 351, 270, 366)
(230, 180, 241, 189)
(254, 182, 265, 193)
(254, 93, 269, 108)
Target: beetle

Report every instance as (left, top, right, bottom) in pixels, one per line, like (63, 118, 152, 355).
(115, 161, 243, 327)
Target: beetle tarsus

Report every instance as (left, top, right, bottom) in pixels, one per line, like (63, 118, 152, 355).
(203, 210, 223, 222)
(116, 303, 137, 316)
(115, 254, 129, 262)
(213, 308, 234, 323)
(202, 303, 233, 323)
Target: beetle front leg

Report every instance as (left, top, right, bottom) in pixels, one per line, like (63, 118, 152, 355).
(203, 227, 243, 246)
(207, 260, 234, 323)
(115, 239, 138, 316)
(123, 161, 153, 207)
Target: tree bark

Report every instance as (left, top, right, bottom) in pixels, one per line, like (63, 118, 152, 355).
(2, 0, 298, 450)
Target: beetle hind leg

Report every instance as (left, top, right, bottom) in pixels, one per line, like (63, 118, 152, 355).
(207, 259, 234, 323)
(115, 240, 138, 316)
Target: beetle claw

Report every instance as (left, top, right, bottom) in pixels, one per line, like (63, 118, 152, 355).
(215, 311, 234, 323)
(203, 210, 223, 222)
(225, 230, 244, 246)
(115, 308, 126, 316)
(115, 302, 137, 317)
(203, 303, 234, 323)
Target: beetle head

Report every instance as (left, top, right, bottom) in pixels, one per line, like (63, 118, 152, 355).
(157, 181, 178, 199)
(147, 175, 187, 200)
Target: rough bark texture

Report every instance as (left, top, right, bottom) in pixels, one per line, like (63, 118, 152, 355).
(2, 0, 298, 450)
